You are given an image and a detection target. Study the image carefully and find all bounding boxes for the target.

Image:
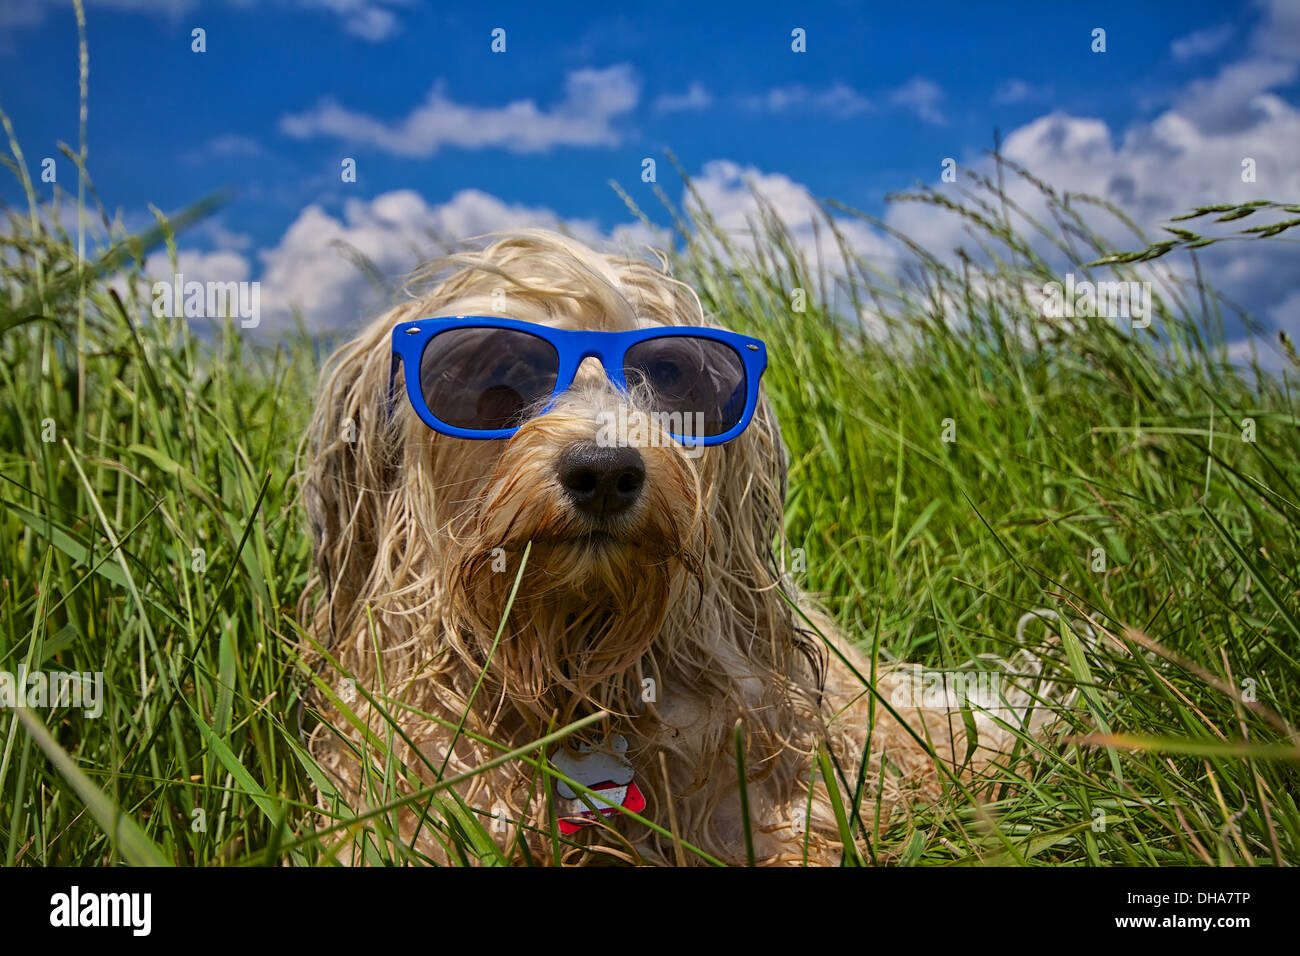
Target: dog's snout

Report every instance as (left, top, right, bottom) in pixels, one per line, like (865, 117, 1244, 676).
(558, 443, 645, 518)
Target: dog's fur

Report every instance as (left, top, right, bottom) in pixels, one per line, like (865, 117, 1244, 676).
(298, 230, 1058, 866)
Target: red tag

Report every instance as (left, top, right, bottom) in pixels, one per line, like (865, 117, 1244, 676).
(552, 735, 644, 834)
(557, 780, 646, 834)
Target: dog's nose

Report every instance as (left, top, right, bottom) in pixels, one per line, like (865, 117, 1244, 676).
(557, 443, 645, 518)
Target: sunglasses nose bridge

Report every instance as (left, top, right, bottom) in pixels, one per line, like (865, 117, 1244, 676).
(569, 351, 625, 392)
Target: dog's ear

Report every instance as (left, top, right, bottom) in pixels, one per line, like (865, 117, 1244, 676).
(300, 312, 403, 647)
(730, 390, 789, 575)
(711, 387, 827, 694)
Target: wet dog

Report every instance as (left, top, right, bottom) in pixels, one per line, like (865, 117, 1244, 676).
(299, 230, 1059, 865)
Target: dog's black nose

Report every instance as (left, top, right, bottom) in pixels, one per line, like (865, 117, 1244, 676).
(557, 443, 645, 518)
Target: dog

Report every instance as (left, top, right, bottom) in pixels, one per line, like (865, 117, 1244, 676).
(298, 229, 1063, 865)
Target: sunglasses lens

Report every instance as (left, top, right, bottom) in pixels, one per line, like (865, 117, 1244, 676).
(624, 337, 748, 438)
(419, 327, 560, 431)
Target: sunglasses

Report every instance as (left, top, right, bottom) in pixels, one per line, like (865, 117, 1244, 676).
(390, 316, 768, 445)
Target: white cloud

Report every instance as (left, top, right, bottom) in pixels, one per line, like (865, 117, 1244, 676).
(106, 246, 252, 321)
(182, 134, 263, 164)
(1226, 334, 1293, 378)
(1267, 289, 1300, 331)
(0, 0, 54, 33)
(241, 0, 1300, 343)
(1254, 0, 1300, 58)
(883, 0, 1300, 350)
(0, 0, 408, 43)
(74, 0, 192, 11)
(653, 82, 713, 114)
(1171, 23, 1234, 61)
(887, 76, 945, 124)
(280, 65, 640, 157)
(146, 0, 1295, 361)
(195, 218, 255, 252)
(240, 157, 907, 333)
(0, 0, 189, 49)
(297, 0, 406, 42)
(739, 77, 944, 122)
(195, 84, 1299, 351)
(993, 78, 1050, 105)
(146, 248, 251, 283)
(208, 134, 262, 156)
(684, 160, 895, 275)
(252, 189, 601, 332)
(1173, 57, 1297, 134)
(741, 83, 872, 117)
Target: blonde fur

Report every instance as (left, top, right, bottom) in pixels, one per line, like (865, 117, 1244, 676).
(298, 229, 1059, 866)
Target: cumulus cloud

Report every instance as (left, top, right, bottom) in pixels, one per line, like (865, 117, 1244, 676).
(244, 43, 1300, 339)
(0, 0, 410, 42)
(106, 246, 253, 325)
(158, 0, 1295, 361)
(0, 0, 187, 50)
(684, 160, 895, 273)
(1172, 57, 1297, 134)
(993, 78, 1051, 105)
(251, 189, 602, 332)
(1254, 0, 1300, 58)
(158, 216, 256, 254)
(887, 77, 945, 124)
(207, 134, 263, 156)
(884, 0, 1300, 350)
(653, 82, 713, 114)
(1171, 23, 1235, 61)
(146, 248, 251, 283)
(741, 83, 872, 117)
(181, 134, 263, 165)
(239, 157, 906, 333)
(302, 0, 405, 42)
(280, 65, 640, 157)
(739, 77, 944, 123)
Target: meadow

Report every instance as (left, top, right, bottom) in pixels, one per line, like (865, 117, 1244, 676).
(2, 102, 1298, 864)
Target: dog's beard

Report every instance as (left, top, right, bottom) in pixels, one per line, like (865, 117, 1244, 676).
(439, 409, 707, 729)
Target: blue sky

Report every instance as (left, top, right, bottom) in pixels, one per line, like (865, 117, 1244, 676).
(1, 1, 1296, 359)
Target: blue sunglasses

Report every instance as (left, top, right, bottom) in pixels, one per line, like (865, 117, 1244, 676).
(390, 316, 768, 444)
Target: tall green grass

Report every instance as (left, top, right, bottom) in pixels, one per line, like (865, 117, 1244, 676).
(2, 83, 1299, 864)
(627, 160, 1300, 865)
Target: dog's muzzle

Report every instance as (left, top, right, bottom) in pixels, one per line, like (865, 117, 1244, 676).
(557, 442, 645, 519)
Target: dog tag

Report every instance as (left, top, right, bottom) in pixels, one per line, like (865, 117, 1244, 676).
(552, 734, 646, 834)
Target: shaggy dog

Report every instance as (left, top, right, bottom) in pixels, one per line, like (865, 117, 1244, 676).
(298, 229, 1059, 866)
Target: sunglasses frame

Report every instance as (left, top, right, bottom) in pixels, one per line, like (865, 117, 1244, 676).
(390, 315, 768, 445)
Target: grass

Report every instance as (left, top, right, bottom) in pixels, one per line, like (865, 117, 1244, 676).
(2, 43, 1299, 865)
(644, 162, 1300, 866)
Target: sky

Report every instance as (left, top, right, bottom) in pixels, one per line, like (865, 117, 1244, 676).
(1, 0, 1297, 365)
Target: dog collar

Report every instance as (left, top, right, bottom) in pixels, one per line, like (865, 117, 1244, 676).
(552, 734, 646, 834)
